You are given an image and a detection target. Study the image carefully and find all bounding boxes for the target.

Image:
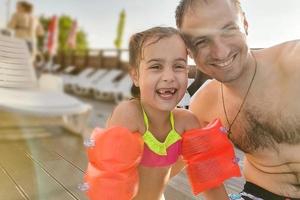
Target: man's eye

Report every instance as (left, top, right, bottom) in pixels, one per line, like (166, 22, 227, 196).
(223, 26, 239, 35)
(228, 25, 238, 30)
(149, 65, 160, 69)
(194, 39, 207, 47)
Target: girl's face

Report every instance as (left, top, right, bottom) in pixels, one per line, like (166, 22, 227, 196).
(131, 34, 188, 112)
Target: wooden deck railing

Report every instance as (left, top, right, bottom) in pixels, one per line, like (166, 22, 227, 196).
(52, 48, 129, 71)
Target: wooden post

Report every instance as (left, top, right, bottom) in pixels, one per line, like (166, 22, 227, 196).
(61, 50, 65, 68)
(71, 50, 76, 68)
(85, 49, 89, 68)
(117, 49, 121, 69)
(99, 50, 103, 69)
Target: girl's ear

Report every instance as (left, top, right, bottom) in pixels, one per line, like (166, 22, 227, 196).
(129, 68, 139, 87)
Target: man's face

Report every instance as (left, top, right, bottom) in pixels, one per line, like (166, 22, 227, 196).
(180, 0, 249, 83)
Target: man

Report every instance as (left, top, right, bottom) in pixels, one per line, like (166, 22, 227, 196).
(175, 0, 300, 199)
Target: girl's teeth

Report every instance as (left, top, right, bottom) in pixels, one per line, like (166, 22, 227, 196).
(158, 89, 175, 94)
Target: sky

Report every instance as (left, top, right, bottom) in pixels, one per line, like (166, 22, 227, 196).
(0, 0, 299, 49)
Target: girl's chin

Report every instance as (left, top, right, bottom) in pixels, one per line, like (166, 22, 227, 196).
(156, 101, 179, 111)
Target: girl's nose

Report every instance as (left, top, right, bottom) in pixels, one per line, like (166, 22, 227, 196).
(161, 67, 175, 82)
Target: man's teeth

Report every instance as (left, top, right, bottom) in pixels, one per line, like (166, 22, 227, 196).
(214, 57, 234, 67)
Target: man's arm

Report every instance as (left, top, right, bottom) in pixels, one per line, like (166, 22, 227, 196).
(189, 79, 217, 126)
(280, 40, 300, 73)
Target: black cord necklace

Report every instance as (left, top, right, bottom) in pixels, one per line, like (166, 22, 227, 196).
(221, 52, 257, 139)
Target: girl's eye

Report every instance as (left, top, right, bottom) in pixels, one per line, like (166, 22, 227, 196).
(175, 65, 185, 69)
(174, 64, 187, 71)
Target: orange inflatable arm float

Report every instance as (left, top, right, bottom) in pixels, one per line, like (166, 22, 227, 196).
(181, 119, 241, 195)
(81, 126, 144, 200)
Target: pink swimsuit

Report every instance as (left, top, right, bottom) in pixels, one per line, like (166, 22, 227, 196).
(140, 140, 181, 167)
(139, 109, 182, 167)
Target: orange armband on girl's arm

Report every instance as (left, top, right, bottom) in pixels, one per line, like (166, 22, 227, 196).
(82, 127, 144, 200)
(181, 119, 241, 195)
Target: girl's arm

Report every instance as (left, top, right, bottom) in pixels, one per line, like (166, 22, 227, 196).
(169, 156, 186, 178)
(181, 119, 241, 197)
(84, 100, 143, 200)
(106, 100, 140, 131)
(169, 110, 199, 178)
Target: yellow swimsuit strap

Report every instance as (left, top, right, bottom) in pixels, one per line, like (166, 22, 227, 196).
(142, 107, 181, 156)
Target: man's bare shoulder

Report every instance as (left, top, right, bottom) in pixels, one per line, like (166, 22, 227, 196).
(279, 40, 300, 72)
(189, 79, 219, 123)
(275, 39, 300, 54)
(263, 40, 300, 73)
(106, 99, 141, 132)
(173, 108, 201, 130)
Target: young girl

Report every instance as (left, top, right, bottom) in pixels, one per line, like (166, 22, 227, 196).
(83, 27, 240, 200)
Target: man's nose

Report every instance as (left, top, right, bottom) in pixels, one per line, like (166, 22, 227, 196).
(209, 38, 230, 60)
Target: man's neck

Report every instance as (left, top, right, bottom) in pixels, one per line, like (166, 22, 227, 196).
(223, 52, 257, 96)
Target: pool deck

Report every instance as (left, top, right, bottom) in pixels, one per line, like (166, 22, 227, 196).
(0, 97, 245, 200)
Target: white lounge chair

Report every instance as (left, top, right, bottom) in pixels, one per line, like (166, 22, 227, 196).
(92, 69, 123, 100)
(62, 67, 94, 92)
(0, 34, 91, 135)
(113, 73, 133, 103)
(44, 63, 62, 73)
(72, 68, 108, 96)
(97, 73, 133, 103)
(61, 66, 92, 92)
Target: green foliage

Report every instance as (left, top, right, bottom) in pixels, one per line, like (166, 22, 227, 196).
(76, 30, 88, 51)
(38, 15, 89, 53)
(37, 15, 50, 51)
(58, 15, 73, 51)
(114, 9, 126, 49)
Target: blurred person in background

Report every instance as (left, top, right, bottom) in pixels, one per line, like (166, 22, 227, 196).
(8, 0, 44, 61)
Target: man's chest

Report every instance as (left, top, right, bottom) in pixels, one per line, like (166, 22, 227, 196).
(211, 94, 300, 153)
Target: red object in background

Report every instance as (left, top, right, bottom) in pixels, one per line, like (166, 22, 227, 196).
(46, 15, 58, 55)
(67, 20, 77, 49)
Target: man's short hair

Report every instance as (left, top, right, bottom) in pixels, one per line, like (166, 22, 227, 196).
(175, 0, 243, 28)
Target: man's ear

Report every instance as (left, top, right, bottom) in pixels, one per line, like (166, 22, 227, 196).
(242, 12, 249, 35)
(129, 68, 139, 87)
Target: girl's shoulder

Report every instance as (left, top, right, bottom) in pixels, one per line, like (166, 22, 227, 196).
(173, 108, 201, 132)
(106, 99, 142, 132)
